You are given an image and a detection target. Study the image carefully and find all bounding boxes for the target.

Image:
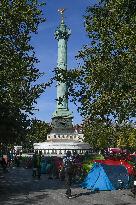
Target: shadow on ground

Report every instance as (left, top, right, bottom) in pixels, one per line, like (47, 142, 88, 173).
(115, 203, 132, 205)
(0, 167, 65, 203)
(75, 191, 95, 197)
(93, 204, 131, 205)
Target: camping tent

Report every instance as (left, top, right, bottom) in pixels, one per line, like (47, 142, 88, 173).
(94, 159, 135, 175)
(81, 162, 129, 191)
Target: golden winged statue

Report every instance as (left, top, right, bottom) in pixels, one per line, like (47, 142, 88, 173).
(58, 8, 65, 14)
(58, 8, 66, 22)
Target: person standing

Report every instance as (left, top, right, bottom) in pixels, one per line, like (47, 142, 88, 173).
(7, 150, 12, 168)
(14, 154, 20, 167)
(32, 150, 41, 178)
(1, 156, 7, 172)
(36, 151, 42, 179)
(46, 157, 54, 179)
(32, 151, 37, 177)
(63, 151, 74, 199)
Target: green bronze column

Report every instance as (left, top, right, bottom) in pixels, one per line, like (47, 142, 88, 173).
(53, 9, 73, 119)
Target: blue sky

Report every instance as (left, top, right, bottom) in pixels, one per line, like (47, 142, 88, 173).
(31, 0, 97, 124)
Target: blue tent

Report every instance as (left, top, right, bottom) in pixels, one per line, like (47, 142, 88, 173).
(81, 162, 129, 191)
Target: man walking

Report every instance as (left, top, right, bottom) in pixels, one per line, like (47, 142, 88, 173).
(63, 151, 74, 199)
(32, 151, 38, 177)
(37, 151, 42, 179)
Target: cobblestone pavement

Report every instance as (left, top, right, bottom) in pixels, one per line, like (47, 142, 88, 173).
(0, 167, 136, 205)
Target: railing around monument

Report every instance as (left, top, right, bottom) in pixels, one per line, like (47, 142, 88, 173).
(34, 148, 92, 156)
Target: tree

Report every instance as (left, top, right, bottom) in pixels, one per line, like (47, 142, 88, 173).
(25, 119, 52, 150)
(83, 119, 136, 150)
(116, 123, 136, 150)
(0, 0, 46, 144)
(0, 103, 30, 145)
(64, 0, 136, 124)
(83, 119, 117, 150)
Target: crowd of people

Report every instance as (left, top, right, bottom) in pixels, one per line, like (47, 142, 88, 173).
(0, 148, 22, 172)
(31, 150, 86, 198)
(1, 147, 136, 199)
(30, 149, 136, 198)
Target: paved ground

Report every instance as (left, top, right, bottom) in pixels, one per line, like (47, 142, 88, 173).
(0, 167, 136, 205)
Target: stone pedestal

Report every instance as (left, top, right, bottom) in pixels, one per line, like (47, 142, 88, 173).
(33, 140, 91, 156)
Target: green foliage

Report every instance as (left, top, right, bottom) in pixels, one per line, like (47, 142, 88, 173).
(83, 120, 117, 149)
(0, 103, 30, 144)
(116, 124, 136, 149)
(0, 0, 46, 144)
(25, 119, 52, 148)
(83, 120, 136, 150)
(82, 162, 93, 173)
(64, 0, 136, 124)
(82, 154, 104, 173)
